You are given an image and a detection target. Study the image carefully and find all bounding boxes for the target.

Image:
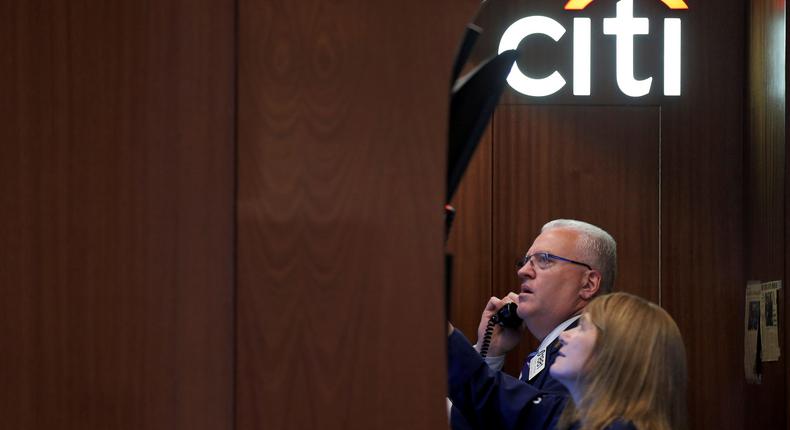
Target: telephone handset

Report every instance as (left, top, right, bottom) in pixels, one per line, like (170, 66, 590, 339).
(479, 302, 523, 358)
(492, 302, 522, 329)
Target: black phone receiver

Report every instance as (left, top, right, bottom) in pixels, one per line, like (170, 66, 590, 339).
(479, 302, 523, 358)
(491, 302, 522, 329)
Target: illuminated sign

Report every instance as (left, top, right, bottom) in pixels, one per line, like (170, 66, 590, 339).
(498, 0, 688, 98)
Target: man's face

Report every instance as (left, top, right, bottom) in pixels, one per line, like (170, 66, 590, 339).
(516, 228, 590, 324)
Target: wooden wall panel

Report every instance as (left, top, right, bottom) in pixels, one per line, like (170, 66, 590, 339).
(0, 1, 235, 429)
(448, 128, 493, 339)
(746, 0, 786, 428)
(660, 1, 746, 429)
(492, 105, 660, 374)
(236, 1, 476, 429)
(787, 34, 790, 425)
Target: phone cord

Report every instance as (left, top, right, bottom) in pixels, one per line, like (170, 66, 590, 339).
(479, 317, 498, 358)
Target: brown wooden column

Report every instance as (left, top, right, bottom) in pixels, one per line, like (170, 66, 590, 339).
(746, 0, 787, 428)
(0, 1, 236, 428)
(236, 1, 476, 429)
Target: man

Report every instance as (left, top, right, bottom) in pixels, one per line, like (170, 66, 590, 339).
(448, 219, 617, 429)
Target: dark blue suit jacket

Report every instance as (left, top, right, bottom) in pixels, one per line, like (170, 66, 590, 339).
(448, 327, 636, 429)
(448, 330, 567, 429)
(448, 319, 597, 429)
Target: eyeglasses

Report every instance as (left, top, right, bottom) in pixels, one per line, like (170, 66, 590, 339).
(515, 252, 593, 271)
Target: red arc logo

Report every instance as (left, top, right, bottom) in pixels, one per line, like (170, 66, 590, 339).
(564, 0, 689, 10)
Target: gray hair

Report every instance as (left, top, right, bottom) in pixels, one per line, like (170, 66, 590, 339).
(541, 219, 617, 294)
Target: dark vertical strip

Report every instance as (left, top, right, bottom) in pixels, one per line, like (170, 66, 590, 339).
(490, 113, 496, 300)
(658, 105, 662, 306)
(232, 0, 240, 429)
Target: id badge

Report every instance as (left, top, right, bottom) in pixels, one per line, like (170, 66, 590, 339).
(528, 348, 547, 381)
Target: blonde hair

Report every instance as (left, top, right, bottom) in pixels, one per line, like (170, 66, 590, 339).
(557, 293, 687, 430)
(541, 219, 617, 294)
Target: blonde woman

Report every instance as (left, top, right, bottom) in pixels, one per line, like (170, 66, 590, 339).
(448, 292, 687, 429)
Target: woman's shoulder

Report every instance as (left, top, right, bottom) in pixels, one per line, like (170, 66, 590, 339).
(567, 419, 637, 430)
(605, 419, 637, 430)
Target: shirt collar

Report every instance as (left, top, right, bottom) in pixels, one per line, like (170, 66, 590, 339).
(537, 314, 581, 352)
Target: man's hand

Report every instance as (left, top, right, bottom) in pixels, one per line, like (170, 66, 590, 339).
(475, 293, 523, 356)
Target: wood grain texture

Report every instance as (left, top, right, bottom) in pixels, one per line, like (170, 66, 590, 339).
(236, 1, 477, 429)
(491, 105, 660, 375)
(0, 1, 235, 429)
(746, 0, 786, 428)
(659, 1, 747, 428)
(447, 127, 493, 340)
(787, 16, 790, 423)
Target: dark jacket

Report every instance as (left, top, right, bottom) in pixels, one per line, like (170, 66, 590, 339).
(448, 328, 637, 429)
(448, 329, 567, 429)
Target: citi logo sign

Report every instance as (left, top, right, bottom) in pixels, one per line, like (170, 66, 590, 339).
(498, 0, 688, 98)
